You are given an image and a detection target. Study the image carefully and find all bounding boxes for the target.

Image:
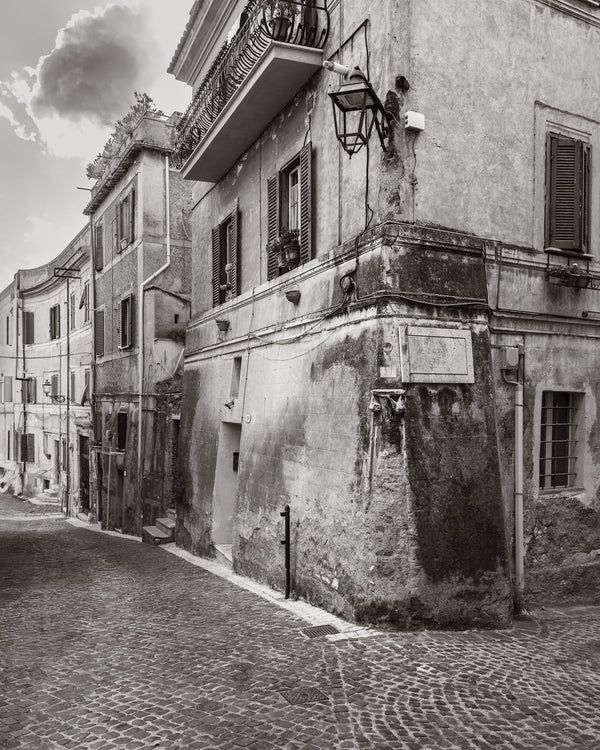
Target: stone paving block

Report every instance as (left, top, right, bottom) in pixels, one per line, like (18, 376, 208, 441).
(2, 512, 600, 749)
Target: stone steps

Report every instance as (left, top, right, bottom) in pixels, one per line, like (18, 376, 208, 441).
(142, 513, 176, 546)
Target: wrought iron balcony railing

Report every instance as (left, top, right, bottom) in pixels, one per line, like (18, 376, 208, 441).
(172, 0, 330, 169)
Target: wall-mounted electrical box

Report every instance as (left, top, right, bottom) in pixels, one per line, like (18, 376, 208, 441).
(404, 111, 425, 132)
(500, 346, 520, 370)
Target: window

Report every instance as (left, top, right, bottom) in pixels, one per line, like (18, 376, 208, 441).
(117, 412, 127, 451)
(4, 375, 12, 402)
(211, 207, 240, 306)
(545, 133, 590, 252)
(23, 311, 34, 344)
(50, 373, 59, 399)
(83, 368, 90, 403)
(6, 316, 10, 345)
(43, 432, 50, 458)
(119, 294, 133, 349)
(20, 433, 35, 464)
(94, 220, 104, 271)
(23, 377, 36, 404)
(539, 391, 581, 490)
(70, 371, 75, 401)
(116, 189, 136, 252)
(79, 281, 90, 323)
(49, 304, 61, 340)
(70, 293, 76, 330)
(95, 309, 105, 356)
(230, 357, 242, 398)
(266, 142, 312, 280)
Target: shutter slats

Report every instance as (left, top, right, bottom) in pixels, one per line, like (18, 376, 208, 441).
(230, 208, 240, 297)
(95, 309, 105, 356)
(130, 188, 136, 242)
(212, 226, 221, 307)
(267, 174, 280, 280)
(94, 222, 104, 271)
(547, 135, 589, 251)
(299, 142, 312, 265)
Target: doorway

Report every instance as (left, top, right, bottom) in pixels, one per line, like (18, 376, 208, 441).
(79, 435, 90, 513)
(53, 440, 60, 485)
(212, 423, 242, 545)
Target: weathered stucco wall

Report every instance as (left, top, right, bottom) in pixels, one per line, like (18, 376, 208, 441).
(410, 0, 600, 247)
(180, 228, 511, 627)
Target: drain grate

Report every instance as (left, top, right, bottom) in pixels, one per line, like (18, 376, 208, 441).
(301, 624, 339, 639)
(280, 687, 329, 705)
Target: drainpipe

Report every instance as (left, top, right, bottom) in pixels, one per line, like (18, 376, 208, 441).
(502, 347, 524, 612)
(137, 153, 171, 524)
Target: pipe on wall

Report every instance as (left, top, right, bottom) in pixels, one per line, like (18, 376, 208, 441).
(137, 153, 172, 523)
(502, 362, 524, 611)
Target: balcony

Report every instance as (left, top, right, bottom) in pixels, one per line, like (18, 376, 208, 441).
(173, 0, 330, 183)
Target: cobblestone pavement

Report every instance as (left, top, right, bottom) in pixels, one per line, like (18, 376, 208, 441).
(1, 497, 600, 750)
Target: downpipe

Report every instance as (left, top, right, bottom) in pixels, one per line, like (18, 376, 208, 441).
(137, 153, 171, 521)
(502, 354, 525, 612)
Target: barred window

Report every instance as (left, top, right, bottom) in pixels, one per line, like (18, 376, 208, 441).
(539, 391, 581, 490)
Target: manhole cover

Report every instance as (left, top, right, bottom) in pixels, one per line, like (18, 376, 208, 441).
(280, 687, 329, 705)
(301, 624, 339, 638)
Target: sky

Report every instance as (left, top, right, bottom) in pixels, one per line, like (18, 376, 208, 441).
(0, 0, 193, 287)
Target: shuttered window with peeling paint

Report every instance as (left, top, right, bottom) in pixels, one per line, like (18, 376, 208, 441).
(267, 142, 312, 280)
(211, 207, 240, 306)
(546, 134, 590, 252)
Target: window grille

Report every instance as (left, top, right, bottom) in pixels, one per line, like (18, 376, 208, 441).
(539, 391, 579, 489)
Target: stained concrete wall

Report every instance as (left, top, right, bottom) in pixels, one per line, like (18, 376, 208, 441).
(93, 142, 192, 534)
(180, 226, 511, 627)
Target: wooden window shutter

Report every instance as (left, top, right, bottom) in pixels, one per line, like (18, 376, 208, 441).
(230, 208, 240, 297)
(130, 188, 136, 241)
(547, 135, 589, 251)
(20, 433, 27, 462)
(4, 376, 12, 402)
(95, 223, 104, 271)
(95, 309, 105, 356)
(26, 433, 35, 463)
(212, 226, 221, 307)
(51, 373, 59, 398)
(24, 311, 34, 344)
(267, 174, 280, 280)
(112, 216, 118, 254)
(299, 142, 312, 265)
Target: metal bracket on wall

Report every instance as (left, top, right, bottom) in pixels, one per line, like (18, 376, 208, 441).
(370, 389, 406, 416)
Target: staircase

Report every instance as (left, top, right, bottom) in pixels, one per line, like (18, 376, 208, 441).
(142, 509, 176, 546)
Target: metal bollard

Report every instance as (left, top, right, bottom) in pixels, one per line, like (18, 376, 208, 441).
(280, 504, 290, 599)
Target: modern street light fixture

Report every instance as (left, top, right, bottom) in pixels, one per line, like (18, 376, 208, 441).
(327, 64, 392, 157)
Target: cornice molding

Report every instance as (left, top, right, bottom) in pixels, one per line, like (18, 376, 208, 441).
(533, 0, 600, 27)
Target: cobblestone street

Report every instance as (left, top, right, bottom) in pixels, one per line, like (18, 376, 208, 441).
(1, 496, 599, 750)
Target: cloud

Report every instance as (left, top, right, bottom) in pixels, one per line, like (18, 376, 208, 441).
(32, 4, 159, 126)
(0, 101, 36, 142)
(0, 1, 163, 158)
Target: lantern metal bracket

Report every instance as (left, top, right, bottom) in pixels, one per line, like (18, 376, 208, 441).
(327, 65, 393, 157)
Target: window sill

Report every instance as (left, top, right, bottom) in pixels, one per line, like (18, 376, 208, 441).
(538, 486, 585, 496)
(544, 247, 594, 261)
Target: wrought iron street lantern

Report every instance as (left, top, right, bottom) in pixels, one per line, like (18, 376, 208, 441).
(328, 67, 391, 157)
(43, 378, 66, 403)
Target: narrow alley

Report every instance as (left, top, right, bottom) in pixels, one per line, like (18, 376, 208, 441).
(1, 496, 599, 750)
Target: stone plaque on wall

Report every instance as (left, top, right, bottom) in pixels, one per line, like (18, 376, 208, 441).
(400, 326, 474, 383)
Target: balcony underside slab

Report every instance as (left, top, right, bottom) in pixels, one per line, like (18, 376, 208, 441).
(181, 43, 324, 183)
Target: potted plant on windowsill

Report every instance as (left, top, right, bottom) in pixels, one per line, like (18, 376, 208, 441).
(265, 0, 298, 41)
(267, 229, 300, 270)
